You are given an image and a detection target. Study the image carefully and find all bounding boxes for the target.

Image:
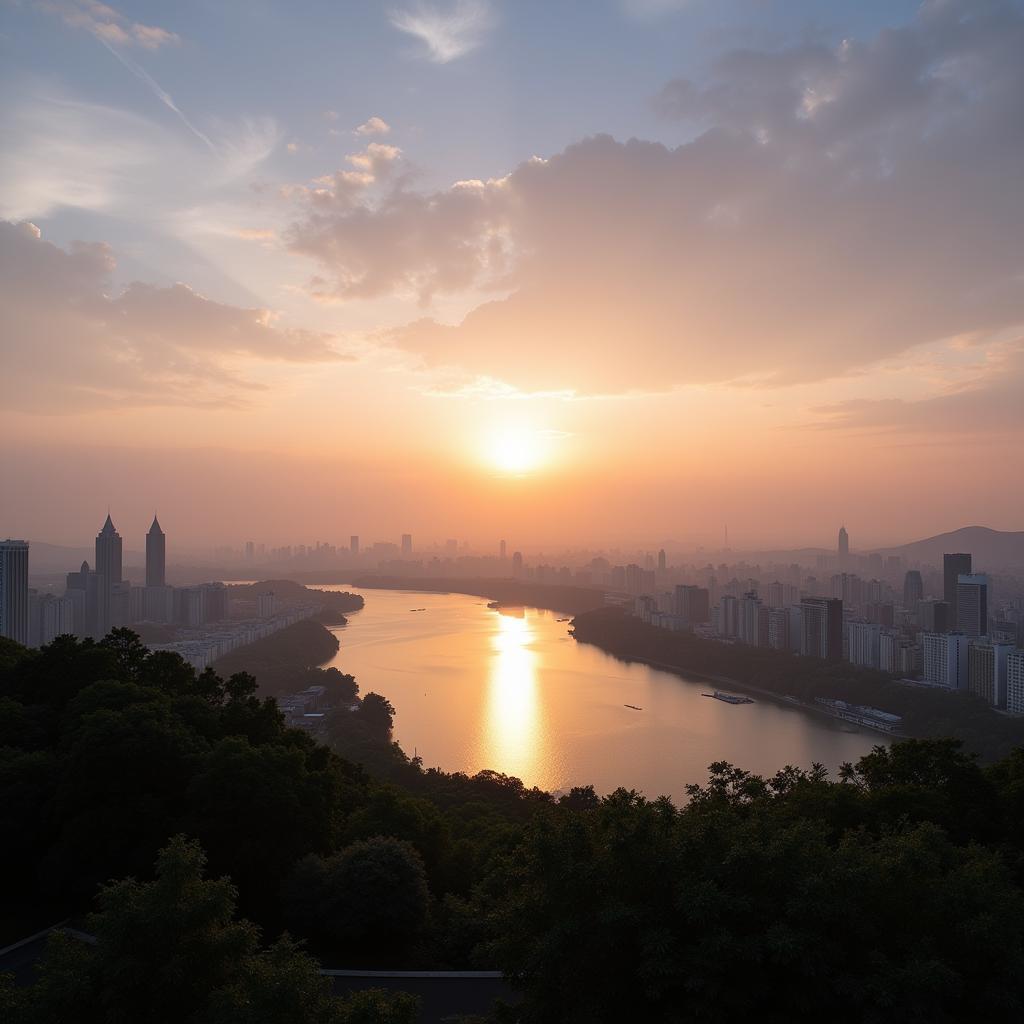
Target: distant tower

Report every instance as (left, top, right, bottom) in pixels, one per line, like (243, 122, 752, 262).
(146, 515, 166, 588)
(94, 514, 123, 635)
(944, 553, 972, 626)
(657, 548, 667, 572)
(350, 535, 360, 556)
(0, 539, 30, 646)
(838, 526, 849, 563)
(500, 539, 507, 560)
(401, 533, 413, 556)
(903, 570, 923, 609)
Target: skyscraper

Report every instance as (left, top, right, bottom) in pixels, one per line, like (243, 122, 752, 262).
(500, 539, 507, 560)
(95, 514, 123, 635)
(146, 515, 166, 588)
(903, 570, 923, 609)
(955, 574, 988, 637)
(401, 533, 413, 556)
(837, 525, 849, 563)
(801, 597, 843, 661)
(657, 548, 667, 572)
(0, 540, 30, 646)
(943, 552, 971, 625)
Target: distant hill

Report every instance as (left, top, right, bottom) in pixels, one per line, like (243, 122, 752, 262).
(878, 526, 1024, 569)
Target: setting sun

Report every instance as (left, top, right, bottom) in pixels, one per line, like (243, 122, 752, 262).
(487, 428, 545, 475)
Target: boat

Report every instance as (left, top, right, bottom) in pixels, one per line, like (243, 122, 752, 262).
(486, 601, 500, 609)
(701, 691, 755, 705)
(623, 704, 643, 711)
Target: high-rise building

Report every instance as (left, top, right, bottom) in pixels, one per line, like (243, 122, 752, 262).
(918, 599, 950, 633)
(1007, 651, 1024, 715)
(767, 607, 789, 650)
(847, 621, 881, 669)
(624, 563, 643, 596)
(718, 595, 739, 638)
(968, 640, 1015, 708)
(955, 574, 988, 637)
(943, 552, 972, 626)
(350, 535, 360, 556)
(903, 570, 923, 610)
(921, 632, 969, 689)
(146, 515, 166, 588)
(500, 539, 507, 560)
(674, 585, 710, 625)
(801, 597, 843, 661)
(512, 551, 523, 576)
(401, 533, 413, 556)
(657, 548, 667, 572)
(244, 540, 255, 560)
(0, 540, 30, 646)
(838, 525, 849, 564)
(29, 591, 74, 647)
(94, 514, 123, 635)
(738, 592, 761, 646)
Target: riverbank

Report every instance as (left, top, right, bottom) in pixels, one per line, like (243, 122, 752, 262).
(570, 606, 1024, 762)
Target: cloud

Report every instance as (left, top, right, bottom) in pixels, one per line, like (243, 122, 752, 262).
(814, 339, 1024, 435)
(0, 221, 344, 412)
(355, 116, 391, 136)
(287, 0, 1024, 395)
(38, 1, 180, 48)
(388, 0, 494, 63)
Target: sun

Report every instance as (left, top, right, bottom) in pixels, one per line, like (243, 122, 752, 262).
(486, 427, 545, 474)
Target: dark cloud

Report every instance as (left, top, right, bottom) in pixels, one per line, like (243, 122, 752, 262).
(0, 221, 343, 412)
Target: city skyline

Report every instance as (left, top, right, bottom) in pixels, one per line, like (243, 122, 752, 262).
(3, 0, 1024, 547)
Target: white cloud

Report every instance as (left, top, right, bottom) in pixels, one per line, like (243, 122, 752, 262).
(388, 0, 494, 63)
(287, 0, 1024, 395)
(355, 116, 391, 136)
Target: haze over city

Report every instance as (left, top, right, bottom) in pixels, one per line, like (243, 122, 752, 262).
(4, 0, 1024, 549)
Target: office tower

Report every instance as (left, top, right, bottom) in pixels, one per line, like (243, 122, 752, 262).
(718, 595, 739, 638)
(349, 536, 360, 556)
(847, 621, 881, 669)
(1008, 651, 1024, 715)
(146, 515, 166, 588)
(401, 533, 413, 556)
(838, 525, 849, 563)
(500, 539, 507, 560)
(29, 591, 74, 647)
(943, 552, 972, 625)
(94, 514, 123, 635)
(657, 549, 667, 572)
(921, 632, 969, 689)
(903, 570, 923, 609)
(244, 540, 255, 560)
(955, 574, 988, 637)
(624, 563, 643, 596)
(767, 607, 789, 650)
(968, 640, 1015, 708)
(512, 551, 523, 576)
(918, 599, 950, 633)
(738, 592, 761, 646)
(0, 540, 30, 646)
(801, 597, 843, 661)
(674, 585, 710, 625)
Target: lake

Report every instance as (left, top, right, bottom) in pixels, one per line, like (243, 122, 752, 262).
(320, 587, 883, 800)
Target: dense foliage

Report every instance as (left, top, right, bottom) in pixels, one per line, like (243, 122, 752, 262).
(572, 606, 1024, 762)
(7, 627, 1024, 1020)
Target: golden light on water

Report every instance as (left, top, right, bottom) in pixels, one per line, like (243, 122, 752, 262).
(483, 609, 541, 780)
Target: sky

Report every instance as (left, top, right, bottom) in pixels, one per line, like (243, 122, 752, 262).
(2, 0, 1023, 553)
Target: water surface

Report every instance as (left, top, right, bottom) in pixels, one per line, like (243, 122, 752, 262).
(322, 587, 883, 800)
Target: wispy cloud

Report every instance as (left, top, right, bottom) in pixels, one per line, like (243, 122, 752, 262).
(38, 0, 179, 49)
(388, 0, 494, 63)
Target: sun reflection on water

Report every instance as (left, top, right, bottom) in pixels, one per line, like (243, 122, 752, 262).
(482, 609, 541, 782)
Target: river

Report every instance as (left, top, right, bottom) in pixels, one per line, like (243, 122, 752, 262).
(320, 587, 883, 800)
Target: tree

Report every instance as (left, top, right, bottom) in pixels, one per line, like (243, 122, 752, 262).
(9, 837, 420, 1024)
(358, 693, 395, 740)
(283, 837, 430, 957)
